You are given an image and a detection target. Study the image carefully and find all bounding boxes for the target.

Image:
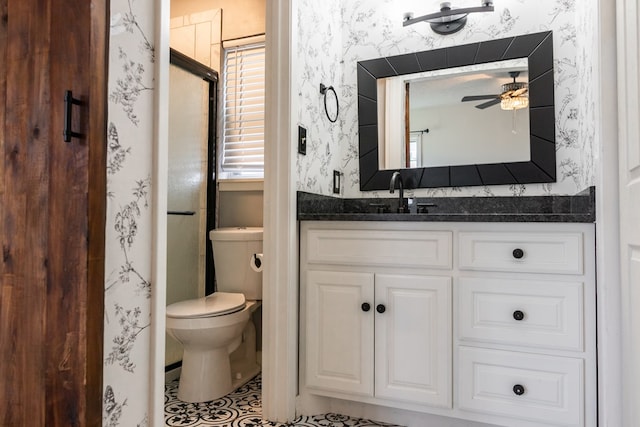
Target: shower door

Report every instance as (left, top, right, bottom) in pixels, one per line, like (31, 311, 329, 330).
(166, 50, 217, 367)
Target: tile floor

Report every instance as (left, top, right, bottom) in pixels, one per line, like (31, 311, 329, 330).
(165, 374, 402, 427)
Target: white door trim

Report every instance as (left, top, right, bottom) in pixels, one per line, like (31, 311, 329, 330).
(616, 0, 640, 425)
(596, 0, 623, 426)
(262, 0, 298, 422)
(150, 0, 171, 424)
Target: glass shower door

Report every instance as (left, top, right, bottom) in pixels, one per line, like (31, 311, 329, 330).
(165, 62, 211, 366)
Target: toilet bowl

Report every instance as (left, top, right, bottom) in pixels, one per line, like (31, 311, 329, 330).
(166, 227, 263, 403)
(166, 294, 259, 402)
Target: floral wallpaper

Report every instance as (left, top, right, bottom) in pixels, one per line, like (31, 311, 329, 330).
(295, 0, 598, 198)
(295, 0, 345, 196)
(104, 0, 155, 425)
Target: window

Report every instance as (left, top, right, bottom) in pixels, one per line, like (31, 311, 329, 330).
(408, 133, 420, 169)
(220, 39, 265, 179)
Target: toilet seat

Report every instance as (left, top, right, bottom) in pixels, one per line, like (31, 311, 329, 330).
(166, 292, 246, 319)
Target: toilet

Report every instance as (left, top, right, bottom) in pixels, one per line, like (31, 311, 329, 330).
(166, 227, 263, 403)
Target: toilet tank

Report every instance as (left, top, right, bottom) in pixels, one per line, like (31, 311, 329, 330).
(209, 227, 262, 300)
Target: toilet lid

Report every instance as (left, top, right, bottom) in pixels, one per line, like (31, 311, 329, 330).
(166, 292, 246, 319)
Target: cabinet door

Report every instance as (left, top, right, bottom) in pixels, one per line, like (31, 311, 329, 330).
(375, 274, 452, 408)
(305, 270, 374, 396)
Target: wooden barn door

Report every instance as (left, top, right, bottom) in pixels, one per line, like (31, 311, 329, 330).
(0, 0, 108, 425)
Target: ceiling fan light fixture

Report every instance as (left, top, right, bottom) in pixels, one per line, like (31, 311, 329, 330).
(500, 80, 528, 110)
(501, 96, 529, 111)
(501, 81, 527, 94)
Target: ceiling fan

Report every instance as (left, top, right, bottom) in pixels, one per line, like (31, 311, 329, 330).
(461, 71, 529, 110)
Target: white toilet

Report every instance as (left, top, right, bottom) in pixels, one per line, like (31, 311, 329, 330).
(166, 227, 263, 403)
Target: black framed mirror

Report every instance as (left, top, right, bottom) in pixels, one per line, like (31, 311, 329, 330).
(357, 31, 555, 190)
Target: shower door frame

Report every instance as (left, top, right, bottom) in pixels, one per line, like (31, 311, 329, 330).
(168, 48, 218, 297)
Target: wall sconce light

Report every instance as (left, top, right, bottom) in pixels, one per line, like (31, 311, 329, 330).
(403, 1, 494, 35)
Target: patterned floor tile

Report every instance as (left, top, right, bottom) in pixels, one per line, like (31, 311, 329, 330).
(165, 374, 402, 427)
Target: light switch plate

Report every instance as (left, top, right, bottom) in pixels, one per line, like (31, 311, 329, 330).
(298, 126, 307, 155)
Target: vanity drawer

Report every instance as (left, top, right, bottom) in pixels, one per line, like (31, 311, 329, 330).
(306, 229, 452, 269)
(458, 347, 583, 426)
(458, 231, 584, 274)
(458, 277, 584, 351)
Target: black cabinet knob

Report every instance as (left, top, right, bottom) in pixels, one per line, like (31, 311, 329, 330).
(512, 248, 524, 259)
(513, 384, 525, 396)
(361, 302, 371, 312)
(376, 304, 386, 314)
(513, 310, 525, 321)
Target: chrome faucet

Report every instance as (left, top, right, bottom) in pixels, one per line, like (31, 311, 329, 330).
(389, 171, 407, 213)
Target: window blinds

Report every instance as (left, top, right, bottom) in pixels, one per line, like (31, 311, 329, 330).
(221, 42, 265, 177)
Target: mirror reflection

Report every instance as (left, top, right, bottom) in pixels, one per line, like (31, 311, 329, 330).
(378, 58, 530, 170)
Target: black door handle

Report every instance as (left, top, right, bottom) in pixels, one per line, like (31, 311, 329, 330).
(167, 211, 196, 216)
(63, 90, 83, 142)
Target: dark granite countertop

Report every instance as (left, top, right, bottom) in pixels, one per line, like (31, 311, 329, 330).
(297, 187, 596, 223)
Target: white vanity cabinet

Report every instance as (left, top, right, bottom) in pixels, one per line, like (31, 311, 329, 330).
(299, 221, 596, 427)
(305, 270, 452, 406)
(302, 227, 453, 408)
